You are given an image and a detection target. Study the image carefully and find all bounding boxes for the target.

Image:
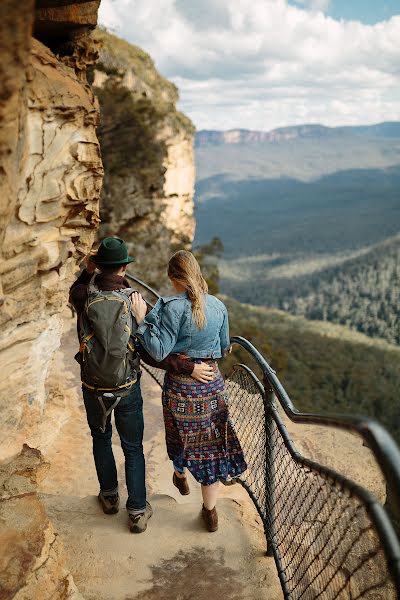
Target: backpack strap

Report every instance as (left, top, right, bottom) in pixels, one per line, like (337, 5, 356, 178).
(120, 287, 136, 297)
(88, 273, 99, 294)
(96, 392, 122, 433)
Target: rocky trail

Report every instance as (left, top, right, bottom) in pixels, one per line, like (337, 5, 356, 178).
(37, 312, 283, 600)
(2, 309, 384, 600)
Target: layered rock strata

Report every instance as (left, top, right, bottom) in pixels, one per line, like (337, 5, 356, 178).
(93, 29, 196, 292)
(0, 2, 102, 459)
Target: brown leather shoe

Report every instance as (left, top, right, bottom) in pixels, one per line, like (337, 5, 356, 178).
(173, 472, 190, 495)
(202, 504, 218, 532)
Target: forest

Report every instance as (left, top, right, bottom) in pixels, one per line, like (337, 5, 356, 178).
(220, 235, 400, 345)
(219, 295, 400, 445)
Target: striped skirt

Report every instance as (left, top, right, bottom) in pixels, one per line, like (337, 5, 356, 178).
(162, 362, 247, 485)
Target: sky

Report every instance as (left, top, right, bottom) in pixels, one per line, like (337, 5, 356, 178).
(98, 0, 400, 131)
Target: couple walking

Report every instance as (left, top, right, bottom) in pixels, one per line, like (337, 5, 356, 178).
(69, 237, 247, 534)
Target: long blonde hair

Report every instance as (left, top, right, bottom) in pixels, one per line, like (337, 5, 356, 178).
(168, 250, 208, 329)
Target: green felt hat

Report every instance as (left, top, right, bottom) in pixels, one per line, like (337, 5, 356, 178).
(92, 237, 135, 266)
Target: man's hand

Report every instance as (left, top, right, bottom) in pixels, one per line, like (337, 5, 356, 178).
(85, 255, 97, 274)
(192, 362, 215, 383)
(131, 292, 147, 325)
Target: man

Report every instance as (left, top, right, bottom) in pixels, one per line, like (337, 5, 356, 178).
(69, 237, 214, 533)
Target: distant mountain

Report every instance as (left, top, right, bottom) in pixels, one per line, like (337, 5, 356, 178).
(195, 121, 400, 147)
(195, 128, 400, 185)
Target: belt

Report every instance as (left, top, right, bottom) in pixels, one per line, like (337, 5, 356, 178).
(81, 375, 139, 392)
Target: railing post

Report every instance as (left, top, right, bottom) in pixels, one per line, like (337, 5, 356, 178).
(264, 379, 296, 599)
(264, 380, 276, 558)
(385, 486, 400, 538)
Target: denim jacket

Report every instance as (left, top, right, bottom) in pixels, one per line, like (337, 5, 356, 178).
(135, 293, 230, 362)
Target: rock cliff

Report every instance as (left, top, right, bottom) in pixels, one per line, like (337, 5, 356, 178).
(92, 29, 195, 292)
(0, 445, 83, 600)
(0, 2, 102, 597)
(0, 1, 102, 459)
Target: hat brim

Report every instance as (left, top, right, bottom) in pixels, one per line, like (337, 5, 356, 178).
(92, 256, 135, 266)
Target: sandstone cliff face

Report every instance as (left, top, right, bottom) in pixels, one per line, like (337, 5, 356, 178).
(0, 3, 102, 459)
(93, 29, 195, 292)
(0, 445, 84, 600)
(0, 2, 102, 595)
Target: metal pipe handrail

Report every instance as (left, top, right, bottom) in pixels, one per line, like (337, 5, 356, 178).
(124, 274, 400, 509)
(230, 335, 400, 521)
(125, 273, 161, 301)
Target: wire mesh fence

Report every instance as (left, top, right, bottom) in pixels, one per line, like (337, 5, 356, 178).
(224, 364, 268, 520)
(142, 363, 165, 387)
(225, 363, 398, 599)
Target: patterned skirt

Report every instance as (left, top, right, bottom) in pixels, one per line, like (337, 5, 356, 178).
(162, 362, 247, 485)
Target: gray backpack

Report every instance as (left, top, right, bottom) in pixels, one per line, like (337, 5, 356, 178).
(77, 277, 140, 392)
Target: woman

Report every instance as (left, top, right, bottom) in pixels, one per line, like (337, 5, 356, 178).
(131, 250, 247, 532)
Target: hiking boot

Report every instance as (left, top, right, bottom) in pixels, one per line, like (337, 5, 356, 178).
(128, 501, 153, 533)
(98, 491, 120, 514)
(202, 504, 218, 532)
(173, 472, 190, 495)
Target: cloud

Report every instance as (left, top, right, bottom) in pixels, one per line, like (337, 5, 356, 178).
(98, 0, 400, 130)
(293, 0, 331, 12)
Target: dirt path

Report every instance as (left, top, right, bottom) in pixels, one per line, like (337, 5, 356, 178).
(39, 312, 283, 600)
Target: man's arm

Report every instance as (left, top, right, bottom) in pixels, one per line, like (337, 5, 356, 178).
(69, 257, 96, 313)
(69, 269, 91, 312)
(137, 345, 193, 374)
(137, 345, 214, 383)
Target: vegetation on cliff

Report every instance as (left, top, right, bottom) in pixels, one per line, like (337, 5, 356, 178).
(93, 28, 194, 197)
(90, 28, 195, 291)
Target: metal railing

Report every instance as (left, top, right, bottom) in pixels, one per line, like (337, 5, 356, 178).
(126, 272, 400, 599)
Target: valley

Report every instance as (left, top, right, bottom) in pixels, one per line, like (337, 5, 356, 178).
(194, 123, 400, 346)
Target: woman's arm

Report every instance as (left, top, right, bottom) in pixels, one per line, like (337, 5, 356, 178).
(138, 345, 193, 374)
(132, 293, 181, 362)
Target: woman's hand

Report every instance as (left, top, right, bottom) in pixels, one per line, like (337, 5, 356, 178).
(191, 362, 214, 383)
(131, 292, 147, 325)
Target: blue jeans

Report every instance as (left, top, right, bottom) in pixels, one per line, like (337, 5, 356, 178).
(83, 382, 146, 512)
